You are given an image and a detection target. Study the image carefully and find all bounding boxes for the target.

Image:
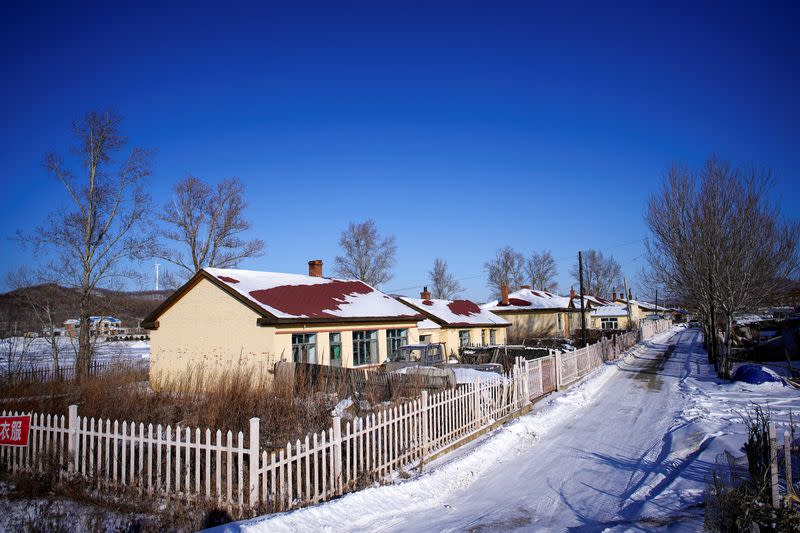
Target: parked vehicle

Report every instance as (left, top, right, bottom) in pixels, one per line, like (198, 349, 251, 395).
(384, 343, 503, 376)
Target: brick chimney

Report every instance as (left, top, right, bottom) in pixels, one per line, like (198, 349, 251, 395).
(501, 283, 509, 305)
(520, 284, 531, 290)
(570, 286, 576, 299)
(612, 289, 617, 301)
(420, 286, 431, 300)
(308, 259, 323, 277)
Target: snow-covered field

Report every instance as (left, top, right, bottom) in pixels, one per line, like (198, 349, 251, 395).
(223, 328, 800, 532)
(1, 337, 150, 372)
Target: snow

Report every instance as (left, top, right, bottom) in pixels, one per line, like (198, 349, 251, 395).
(204, 268, 420, 320)
(590, 304, 628, 317)
(416, 318, 440, 330)
(400, 296, 509, 327)
(0, 337, 150, 372)
(481, 288, 572, 311)
(451, 367, 505, 384)
(225, 327, 800, 532)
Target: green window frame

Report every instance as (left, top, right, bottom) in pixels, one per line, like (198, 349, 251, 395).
(329, 332, 342, 367)
(353, 330, 378, 366)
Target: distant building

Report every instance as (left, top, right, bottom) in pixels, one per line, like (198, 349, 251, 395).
(397, 288, 509, 355)
(62, 316, 125, 337)
(481, 285, 611, 339)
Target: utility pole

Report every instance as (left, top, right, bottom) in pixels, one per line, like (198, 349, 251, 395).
(578, 251, 586, 346)
(154, 263, 160, 291)
(623, 277, 633, 331)
(655, 289, 659, 317)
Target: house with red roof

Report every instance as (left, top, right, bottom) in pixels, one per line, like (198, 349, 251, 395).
(480, 284, 607, 340)
(397, 287, 510, 356)
(141, 260, 423, 385)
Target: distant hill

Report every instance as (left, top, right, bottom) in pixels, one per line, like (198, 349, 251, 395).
(0, 284, 173, 333)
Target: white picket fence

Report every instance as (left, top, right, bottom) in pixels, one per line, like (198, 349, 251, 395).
(0, 319, 671, 514)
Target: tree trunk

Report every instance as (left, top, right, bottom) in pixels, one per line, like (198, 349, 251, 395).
(76, 301, 91, 380)
(723, 312, 734, 379)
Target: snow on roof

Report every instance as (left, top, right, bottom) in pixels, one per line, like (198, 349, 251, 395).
(417, 318, 441, 330)
(481, 288, 573, 312)
(590, 305, 628, 317)
(616, 298, 669, 312)
(400, 297, 510, 327)
(204, 268, 422, 321)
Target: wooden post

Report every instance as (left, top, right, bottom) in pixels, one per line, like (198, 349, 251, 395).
(472, 381, 481, 429)
(519, 357, 531, 406)
(420, 390, 429, 464)
(248, 417, 260, 508)
(554, 352, 562, 391)
(785, 430, 794, 497)
(537, 358, 544, 397)
(770, 422, 780, 509)
(332, 416, 343, 496)
(67, 404, 78, 472)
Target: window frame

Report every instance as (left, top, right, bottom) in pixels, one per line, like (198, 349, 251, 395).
(458, 330, 470, 347)
(329, 332, 342, 367)
(353, 330, 378, 366)
(291, 333, 317, 364)
(386, 328, 408, 360)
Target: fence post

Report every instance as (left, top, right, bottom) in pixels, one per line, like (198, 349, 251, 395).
(67, 404, 78, 472)
(248, 417, 260, 509)
(518, 357, 530, 406)
(554, 352, 562, 391)
(420, 390, 429, 463)
(332, 416, 343, 496)
(785, 430, 794, 498)
(769, 422, 780, 509)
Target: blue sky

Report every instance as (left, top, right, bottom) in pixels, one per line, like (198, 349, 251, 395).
(1, 2, 798, 302)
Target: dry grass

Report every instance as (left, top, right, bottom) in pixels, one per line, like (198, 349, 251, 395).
(0, 365, 343, 451)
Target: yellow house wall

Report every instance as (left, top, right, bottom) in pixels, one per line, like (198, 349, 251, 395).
(272, 323, 419, 367)
(500, 311, 570, 339)
(149, 277, 277, 386)
(590, 315, 631, 330)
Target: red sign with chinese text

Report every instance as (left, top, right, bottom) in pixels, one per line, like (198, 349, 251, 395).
(0, 415, 31, 446)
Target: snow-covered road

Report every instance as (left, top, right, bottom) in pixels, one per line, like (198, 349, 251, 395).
(226, 328, 800, 532)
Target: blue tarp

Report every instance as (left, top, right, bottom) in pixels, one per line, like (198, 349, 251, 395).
(732, 364, 781, 385)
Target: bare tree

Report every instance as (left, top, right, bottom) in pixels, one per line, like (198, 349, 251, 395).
(6, 269, 72, 373)
(428, 258, 463, 299)
(333, 219, 397, 286)
(485, 246, 525, 297)
(22, 110, 152, 379)
(645, 156, 799, 377)
(526, 250, 558, 292)
(157, 176, 264, 283)
(570, 249, 622, 298)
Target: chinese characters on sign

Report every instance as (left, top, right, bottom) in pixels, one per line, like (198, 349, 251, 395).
(0, 415, 31, 446)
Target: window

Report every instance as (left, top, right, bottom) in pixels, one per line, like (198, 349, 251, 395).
(329, 332, 342, 367)
(481, 329, 488, 345)
(489, 329, 496, 344)
(600, 317, 619, 330)
(386, 329, 408, 359)
(291, 333, 317, 363)
(557, 313, 563, 333)
(353, 330, 378, 366)
(459, 330, 470, 347)
(420, 334, 432, 343)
